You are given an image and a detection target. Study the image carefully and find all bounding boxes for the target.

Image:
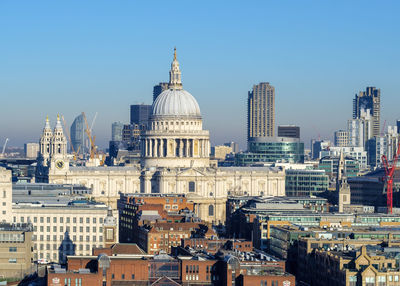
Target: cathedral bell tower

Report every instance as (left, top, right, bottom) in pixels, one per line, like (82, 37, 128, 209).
(39, 116, 53, 167)
(49, 115, 69, 173)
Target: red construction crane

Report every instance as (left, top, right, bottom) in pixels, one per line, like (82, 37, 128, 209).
(382, 142, 400, 214)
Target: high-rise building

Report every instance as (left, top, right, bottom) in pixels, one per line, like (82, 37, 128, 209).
(70, 113, 85, 156)
(397, 120, 400, 134)
(130, 104, 151, 126)
(24, 143, 39, 158)
(367, 136, 387, 168)
(334, 130, 349, 147)
(111, 122, 124, 142)
(278, 125, 300, 138)
(247, 82, 275, 140)
(153, 82, 169, 102)
(348, 109, 372, 148)
(353, 87, 380, 137)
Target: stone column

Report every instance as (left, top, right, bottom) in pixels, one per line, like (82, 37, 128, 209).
(159, 139, 164, 157)
(179, 139, 183, 157)
(149, 139, 153, 157)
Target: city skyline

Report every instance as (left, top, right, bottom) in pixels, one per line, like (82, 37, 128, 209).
(1, 1, 400, 149)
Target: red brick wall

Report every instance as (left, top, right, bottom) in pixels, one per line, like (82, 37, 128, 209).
(238, 274, 295, 286)
(48, 272, 102, 286)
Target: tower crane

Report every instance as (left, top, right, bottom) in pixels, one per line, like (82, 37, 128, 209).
(1, 138, 9, 156)
(82, 112, 97, 160)
(381, 141, 400, 214)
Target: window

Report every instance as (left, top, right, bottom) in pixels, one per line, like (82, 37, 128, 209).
(131, 274, 135, 279)
(47, 217, 50, 223)
(208, 205, 214, 216)
(60, 217, 64, 223)
(67, 217, 70, 223)
(189, 181, 195, 192)
(366, 277, 375, 286)
(86, 218, 90, 223)
(111, 274, 115, 279)
(40, 217, 44, 223)
(121, 274, 125, 279)
(8, 258, 17, 263)
(9, 247, 17, 252)
(53, 217, 57, 223)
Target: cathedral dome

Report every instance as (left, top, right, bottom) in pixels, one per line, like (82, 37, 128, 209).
(152, 88, 201, 118)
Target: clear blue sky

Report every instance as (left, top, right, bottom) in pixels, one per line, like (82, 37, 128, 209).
(0, 0, 399, 149)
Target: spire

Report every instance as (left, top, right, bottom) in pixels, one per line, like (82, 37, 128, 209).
(338, 148, 345, 181)
(55, 114, 63, 129)
(169, 47, 183, 89)
(44, 115, 51, 130)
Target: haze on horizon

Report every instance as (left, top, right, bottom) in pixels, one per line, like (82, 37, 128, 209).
(0, 0, 399, 150)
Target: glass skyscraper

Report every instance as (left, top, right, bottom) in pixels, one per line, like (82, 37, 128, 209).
(70, 113, 85, 155)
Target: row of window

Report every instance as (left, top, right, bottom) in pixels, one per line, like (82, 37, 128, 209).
(33, 235, 102, 243)
(35, 243, 93, 251)
(33, 226, 102, 233)
(16, 216, 103, 224)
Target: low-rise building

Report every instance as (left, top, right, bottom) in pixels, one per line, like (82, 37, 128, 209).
(12, 200, 117, 263)
(285, 169, 329, 196)
(0, 223, 33, 279)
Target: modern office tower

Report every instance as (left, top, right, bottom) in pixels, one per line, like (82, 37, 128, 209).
(397, 120, 400, 133)
(247, 82, 275, 140)
(320, 146, 368, 170)
(367, 136, 387, 168)
(278, 125, 300, 138)
(311, 140, 331, 160)
(386, 126, 399, 161)
(24, 143, 39, 158)
(70, 113, 85, 155)
(111, 122, 124, 142)
(130, 104, 151, 126)
(348, 109, 372, 148)
(353, 87, 380, 137)
(153, 82, 169, 102)
(224, 142, 239, 153)
(334, 130, 349, 147)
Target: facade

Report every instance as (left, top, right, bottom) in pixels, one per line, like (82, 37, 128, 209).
(111, 122, 124, 142)
(24, 143, 39, 159)
(130, 104, 151, 126)
(47, 242, 292, 286)
(298, 241, 400, 286)
(0, 167, 12, 223)
(348, 108, 372, 148)
(318, 155, 359, 179)
(70, 113, 86, 156)
(247, 82, 275, 140)
(367, 136, 387, 168)
(235, 137, 304, 166)
(0, 223, 33, 279)
(334, 130, 349, 147)
(353, 86, 381, 137)
(12, 201, 117, 263)
(285, 169, 329, 197)
(277, 125, 300, 138)
(37, 50, 286, 225)
(224, 142, 239, 153)
(311, 139, 331, 160)
(320, 146, 368, 170)
(211, 145, 232, 160)
(153, 82, 169, 102)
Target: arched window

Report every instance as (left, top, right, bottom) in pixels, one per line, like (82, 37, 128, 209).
(208, 205, 214, 217)
(188, 181, 195, 192)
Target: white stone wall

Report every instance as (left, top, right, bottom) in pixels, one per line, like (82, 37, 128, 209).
(0, 168, 12, 223)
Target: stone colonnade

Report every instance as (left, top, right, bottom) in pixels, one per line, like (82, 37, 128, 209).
(143, 138, 209, 158)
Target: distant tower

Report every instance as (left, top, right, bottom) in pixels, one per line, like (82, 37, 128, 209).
(153, 82, 169, 102)
(70, 113, 86, 156)
(39, 116, 53, 166)
(247, 82, 275, 141)
(337, 150, 351, 213)
(353, 87, 380, 137)
(334, 130, 349, 147)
